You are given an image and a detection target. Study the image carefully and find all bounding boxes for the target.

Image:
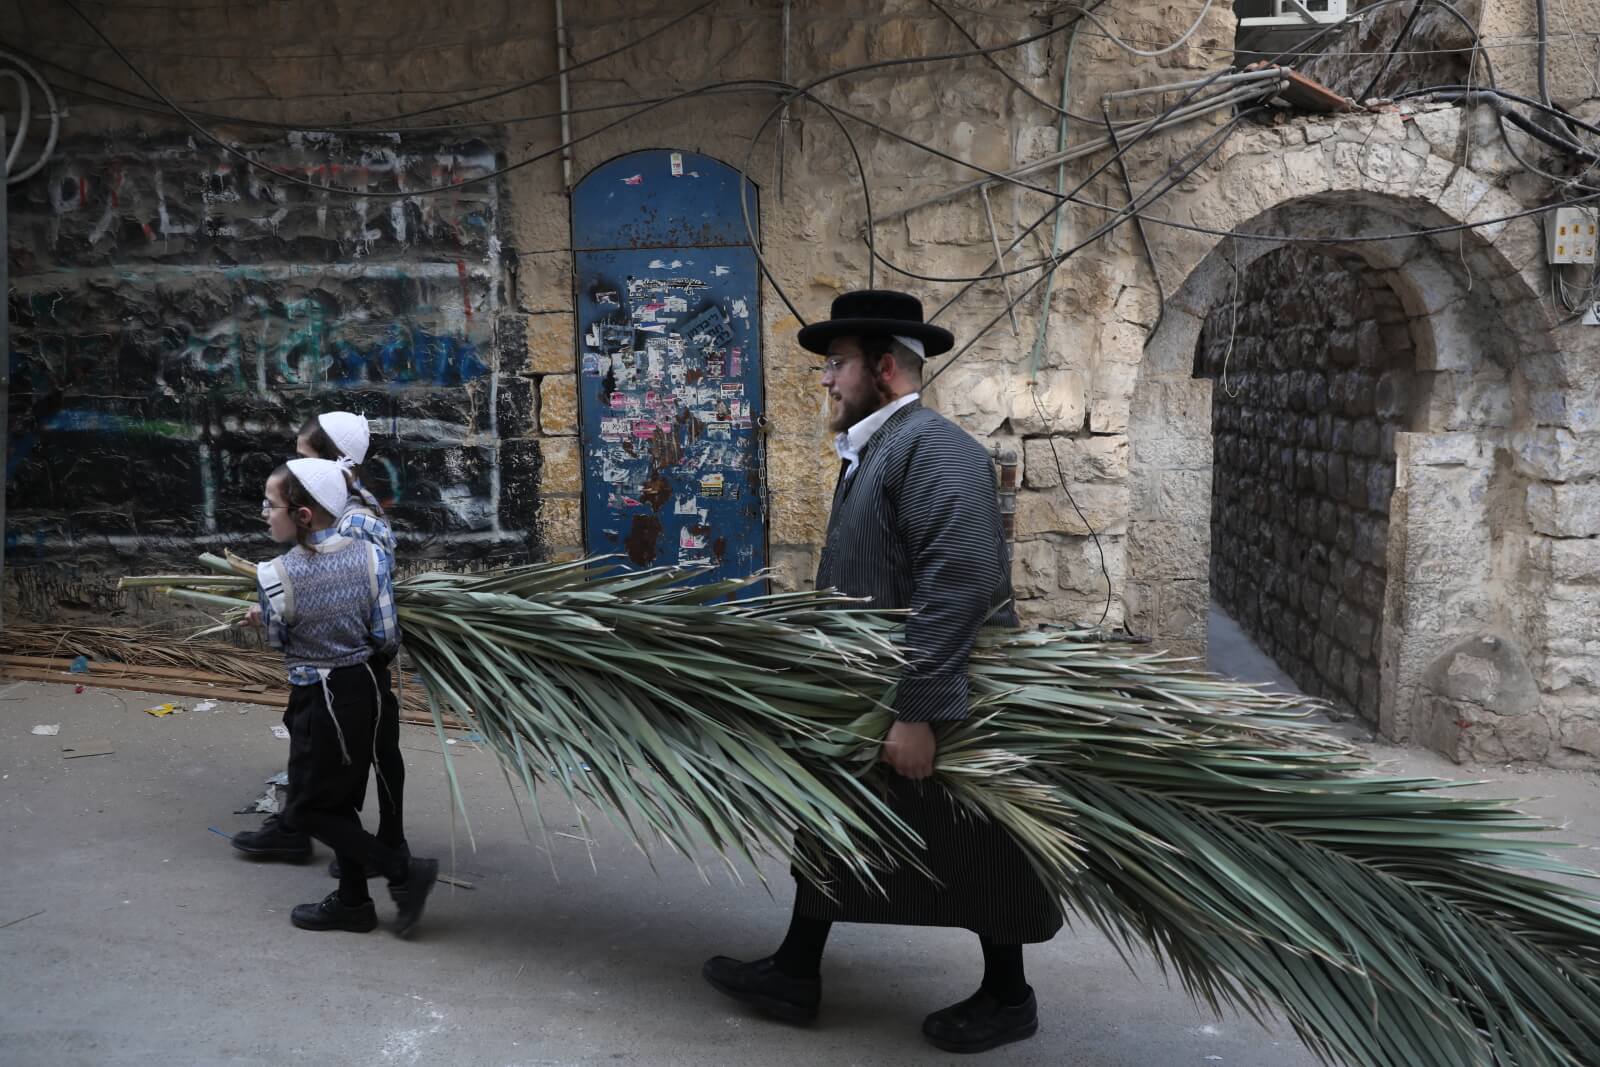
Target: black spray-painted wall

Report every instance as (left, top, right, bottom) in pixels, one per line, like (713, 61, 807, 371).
(6, 133, 540, 616)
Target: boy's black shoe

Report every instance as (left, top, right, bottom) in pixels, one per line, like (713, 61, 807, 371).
(231, 815, 312, 862)
(290, 891, 378, 933)
(922, 987, 1039, 1053)
(389, 857, 439, 939)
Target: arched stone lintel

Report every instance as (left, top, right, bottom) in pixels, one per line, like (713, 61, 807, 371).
(1126, 178, 1554, 745)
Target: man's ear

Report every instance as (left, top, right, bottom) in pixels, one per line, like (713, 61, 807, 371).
(876, 352, 897, 383)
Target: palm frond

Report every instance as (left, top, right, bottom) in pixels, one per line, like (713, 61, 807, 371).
(123, 558, 1600, 1066)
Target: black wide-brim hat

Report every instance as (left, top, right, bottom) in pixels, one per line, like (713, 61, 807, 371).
(796, 289, 956, 357)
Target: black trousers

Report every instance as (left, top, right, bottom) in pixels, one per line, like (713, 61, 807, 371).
(280, 661, 405, 845)
(282, 662, 407, 886)
(370, 661, 406, 847)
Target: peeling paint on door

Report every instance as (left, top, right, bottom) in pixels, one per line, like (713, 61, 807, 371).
(572, 150, 767, 593)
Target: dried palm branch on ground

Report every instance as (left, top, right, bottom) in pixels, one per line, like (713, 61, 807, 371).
(0, 622, 286, 688)
(4, 604, 434, 718)
(123, 556, 1600, 1067)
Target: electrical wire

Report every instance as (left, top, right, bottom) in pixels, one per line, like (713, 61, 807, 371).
(24, 0, 1600, 640)
(41, 0, 1600, 319)
(64, 0, 798, 201)
(38, 2, 1600, 265)
(917, 89, 1252, 325)
(1024, 20, 1082, 374)
(23, 0, 1598, 625)
(738, 68, 1243, 310)
(1021, 16, 1117, 633)
(73, 0, 296, 9)
(1538, 0, 1557, 111)
(845, 82, 1276, 286)
(0, 49, 59, 184)
(1095, 182, 1600, 243)
(1430, 89, 1600, 163)
(1396, 84, 1600, 138)
(0, 68, 29, 174)
(1254, 0, 1600, 184)
(1055, 0, 1220, 58)
(60, 0, 1125, 213)
(1102, 105, 1167, 345)
(1358, 0, 1424, 103)
(925, 0, 1102, 123)
(1357, 0, 1596, 182)
(1033, 390, 1117, 629)
(29, 8, 1262, 303)
(924, 108, 1260, 389)
(45, 76, 781, 135)
(731, 6, 1143, 324)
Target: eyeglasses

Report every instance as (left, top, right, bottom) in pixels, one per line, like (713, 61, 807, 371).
(810, 356, 857, 374)
(261, 499, 292, 514)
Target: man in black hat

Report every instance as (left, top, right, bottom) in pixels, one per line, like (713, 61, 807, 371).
(702, 290, 1061, 1053)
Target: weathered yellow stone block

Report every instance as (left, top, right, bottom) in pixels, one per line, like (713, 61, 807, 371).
(539, 437, 581, 495)
(538, 495, 583, 547)
(526, 313, 576, 376)
(539, 374, 578, 436)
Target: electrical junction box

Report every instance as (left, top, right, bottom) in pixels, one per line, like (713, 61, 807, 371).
(1240, 0, 1348, 27)
(1548, 206, 1597, 265)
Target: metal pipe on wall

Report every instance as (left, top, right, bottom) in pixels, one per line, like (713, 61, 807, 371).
(1100, 65, 1287, 104)
(2, 116, 10, 630)
(776, 0, 791, 200)
(555, 0, 575, 189)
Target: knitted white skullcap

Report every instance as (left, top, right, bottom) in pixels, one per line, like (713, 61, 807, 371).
(286, 457, 350, 519)
(891, 335, 927, 362)
(317, 411, 371, 465)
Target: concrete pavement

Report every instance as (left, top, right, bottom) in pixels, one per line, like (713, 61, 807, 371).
(2, 616, 1596, 1066)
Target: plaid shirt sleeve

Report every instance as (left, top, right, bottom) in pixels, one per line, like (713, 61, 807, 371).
(341, 510, 397, 555)
(369, 544, 401, 656)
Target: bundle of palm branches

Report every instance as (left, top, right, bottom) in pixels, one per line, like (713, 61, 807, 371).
(122, 555, 1600, 1066)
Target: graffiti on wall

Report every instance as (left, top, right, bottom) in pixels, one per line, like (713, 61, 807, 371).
(6, 134, 534, 580)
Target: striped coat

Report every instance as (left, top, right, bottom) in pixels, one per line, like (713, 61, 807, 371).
(796, 399, 1062, 943)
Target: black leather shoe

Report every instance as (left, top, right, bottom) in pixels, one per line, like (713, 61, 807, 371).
(388, 857, 439, 939)
(231, 815, 312, 862)
(290, 891, 377, 933)
(922, 988, 1039, 1053)
(701, 955, 821, 1024)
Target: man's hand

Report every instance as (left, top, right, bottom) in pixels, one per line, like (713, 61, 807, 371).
(882, 720, 937, 779)
(242, 605, 263, 628)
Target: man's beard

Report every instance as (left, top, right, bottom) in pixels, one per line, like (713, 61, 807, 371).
(829, 384, 887, 433)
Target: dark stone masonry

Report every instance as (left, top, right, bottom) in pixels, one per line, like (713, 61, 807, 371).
(1196, 246, 1416, 722)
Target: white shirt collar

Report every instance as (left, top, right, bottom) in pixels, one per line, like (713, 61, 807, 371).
(834, 392, 919, 477)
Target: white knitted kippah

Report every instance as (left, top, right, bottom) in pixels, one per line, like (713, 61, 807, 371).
(891, 334, 926, 362)
(317, 411, 371, 465)
(286, 457, 350, 519)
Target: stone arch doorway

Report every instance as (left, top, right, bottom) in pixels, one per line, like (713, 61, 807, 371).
(1128, 185, 1554, 747)
(1194, 243, 1421, 723)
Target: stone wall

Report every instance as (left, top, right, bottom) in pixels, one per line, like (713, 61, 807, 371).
(5, 0, 1600, 765)
(1197, 246, 1416, 721)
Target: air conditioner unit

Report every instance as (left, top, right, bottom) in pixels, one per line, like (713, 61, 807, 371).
(1240, 0, 1348, 27)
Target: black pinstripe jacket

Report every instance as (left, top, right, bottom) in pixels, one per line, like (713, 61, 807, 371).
(817, 399, 1016, 722)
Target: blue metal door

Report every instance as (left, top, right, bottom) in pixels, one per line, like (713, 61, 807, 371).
(572, 150, 767, 590)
